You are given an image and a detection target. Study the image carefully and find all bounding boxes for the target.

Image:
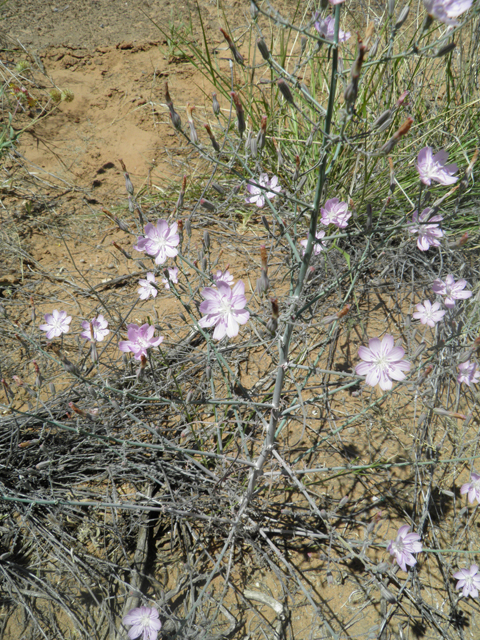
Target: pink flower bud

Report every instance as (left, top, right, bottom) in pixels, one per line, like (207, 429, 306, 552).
(277, 79, 295, 105)
(230, 91, 245, 136)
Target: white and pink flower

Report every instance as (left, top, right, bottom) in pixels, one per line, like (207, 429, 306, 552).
(162, 266, 179, 290)
(134, 220, 179, 265)
(199, 280, 250, 340)
(80, 315, 110, 342)
(416, 147, 458, 186)
(423, 0, 472, 25)
(300, 230, 326, 255)
(355, 334, 411, 391)
(432, 274, 472, 308)
(460, 472, 480, 504)
(246, 173, 281, 208)
(453, 565, 480, 599)
(320, 198, 351, 229)
(457, 360, 480, 386)
(123, 606, 162, 640)
(39, 310, 72, 340)
(387, 525, 423, 572)
(138, 273, 158, 300)
(314, 14, 351, 42)
(409, 208, 443, 251)
(412, 300, 446, 327)
(118, 324, 163, 360)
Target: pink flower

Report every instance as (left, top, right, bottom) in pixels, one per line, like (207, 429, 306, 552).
(457, 360, 480, 386)
(39, 310, 72, 340)
(138, 273, 158, 300)
(460, 472, 480, 504)
(355, 334, 411, 391)
(123, 606, 162, 640)
(246, 173, 281, 208)
(213, 269, 234, 286)
(423, 0, 473, 25)
(134, 220, 179, 265)
(432, 274, 472, 308)
(80, 315, 110, 342)
(118, 324, 163, 360)
(409, 208, 443, 251)
(387, 525, 423, 572)
(320, 198, 351, 229)
(416, 147, 458, 186)
(314, 15, 351, 42)
(162, 266, 179, 290)
(453, 565, 480, 599)
(300, 230, 326, 255)
(412, 300, 446, 327)
(199, 280, 250, 340)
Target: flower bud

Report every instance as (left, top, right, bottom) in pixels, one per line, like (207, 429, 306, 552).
(257, 37, 270, 60)
(69, 401, 86, 417)
(250, 136, 258, 158)
(203, 230, 211, 250)
(49, 382, 56, 396)
(373, 109, 392, 129)
(337, 304, 351, 319)
(293, 154, 300, 181)
(90, 341, 98, 363)
(260, 245, 268, 272)
(256, 270, 270, 294)
(200, 198, 216, 212)
(395, 90, 409, 108)
(165, 81, 173, 108)
(212, 182, 225, 195)
(202, 256, 208, 272)
(380, 117, 413, 154)
(272, 136, 284, 167)
(185, 218, 192, 237)
(388, 0, 395, 16)
(186, 120, 197, 144)
(369, 37, 380, 58)
(267, 317, 278, 335)
(271, 297, 279, 319)
(220, 27, 244, 65)
(277, 79, 295, 105)
(250, 1, 259, 19)
(119, 159, 134, 196)
(261, 215, 270, 233)
(212, 92, 220, 116)
(436, 42, 456, 57)
(2, 378, 14, 401)
(230, 91, 245, 137)
(62, 357, 78, 376)
(169, 106, 182, 130)
(257, 115, 267, 150)
(112, 241, 131, 260)
(395, 4, 410, 30)
(422, 14, 434, 31)
(204, 123, 220, 152)
(137, 354, 147, 380)
(306, 266, 315, 283)
(377, 117, 393, 133)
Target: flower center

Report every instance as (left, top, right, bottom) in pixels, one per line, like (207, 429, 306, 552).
(393, 539, 404, 554)
(374, 354, 389, 372)
(219, 298, 232, 316)
(140, 613, 152, 628)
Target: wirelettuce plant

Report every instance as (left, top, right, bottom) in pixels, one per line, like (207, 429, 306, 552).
(2, 0, 480, 638)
